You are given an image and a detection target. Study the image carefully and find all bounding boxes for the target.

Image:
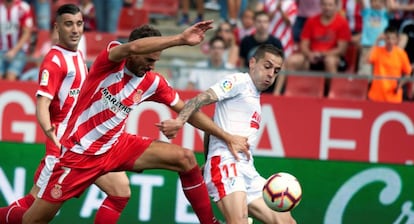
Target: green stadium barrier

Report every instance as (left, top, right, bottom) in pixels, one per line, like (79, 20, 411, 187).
(1, 142, 413, 223)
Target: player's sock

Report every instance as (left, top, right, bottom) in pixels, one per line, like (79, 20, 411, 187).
(0, 194, 35, 223)
(179, 165, 219, 224)
(13, 194, 35, 209)
(94, 195, 129, 224)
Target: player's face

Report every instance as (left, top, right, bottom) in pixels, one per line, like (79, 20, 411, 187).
(249, 52, 283, 91)
(126, 51, 161, 77)
(56, 12, 84, 51)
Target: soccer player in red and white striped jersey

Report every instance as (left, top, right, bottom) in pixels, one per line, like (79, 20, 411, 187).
(22, 21, 249, 224)
(0, 4, 130, 224)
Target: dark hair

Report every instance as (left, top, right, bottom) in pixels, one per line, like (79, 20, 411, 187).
(254, 11, 269, 20)
(253, 44, 284, 60)
(209, 36, 225, 47)
(56, 4, 81, 18)
(128, 25, 161, 42)
(384, 26, 398, 34)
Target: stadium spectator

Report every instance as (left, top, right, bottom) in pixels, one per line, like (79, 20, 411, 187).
(92, 0, 122, 32)
(368, 26, 412, 103)
(79, 0, 96, 31)
(292, 0, 321, 43)
(178, 0, 204, 26)
(284, 0, 351, 95)
(32, 0, 51, 30)
(388, 0, 414, 29)
(214, 21, 240, 67)
(0, 0, 34, 81)
(341, 0, 363, 45)
(239, 11, 283, 94)
(159, 44, 296, 224)
(233, 8, 255, 45)
(256, 0, 298, 57)
(186, 36, 235, 91)
(22, 21, 248, 224)
(358, 0, 390, 75)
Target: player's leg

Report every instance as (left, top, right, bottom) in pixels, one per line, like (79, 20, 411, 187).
(216, 192, 249, 224)
(248, 197, 296, 224)
(0, 155, 52, 224)
(93, 171, 131, 224)
(0, 185, 39, 224)
(22, 198, 62, 224)
(246, 175, 296, 224)
(131, 140, 219, 224)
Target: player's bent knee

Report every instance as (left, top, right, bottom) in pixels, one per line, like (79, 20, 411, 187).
(177, 148, 197, 171)
(95, 173, 131, 197)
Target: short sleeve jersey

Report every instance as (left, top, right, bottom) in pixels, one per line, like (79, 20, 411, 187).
(301, 13, 351, 52)
(0, 0, 33, 51)
(208, 72, 261, 162)
(361, 8, 389, 46)
(36, 45, 88, 140)
(62, 41, 179, 155)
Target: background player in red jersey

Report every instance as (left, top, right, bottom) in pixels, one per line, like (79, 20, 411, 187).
(0, 4, 131, 224)
(22, 20, 249, 224)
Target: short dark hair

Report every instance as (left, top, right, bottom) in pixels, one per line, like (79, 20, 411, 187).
(56, 4, 81, 18)
(209, 36, 225, 47)
(384, 26, 398, 34)
(253, 44, 284, 60)
(128, 25, 161, 42)
(254, 11, 269, 20)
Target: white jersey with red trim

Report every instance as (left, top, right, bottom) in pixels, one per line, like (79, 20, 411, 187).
(36, 45, 87, 140)
(0, 0, 33, 51)
(62, 41, 179, 155)
(208, 72, 261, 163)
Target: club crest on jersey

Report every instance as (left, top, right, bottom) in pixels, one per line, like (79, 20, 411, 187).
(40, 69, 49, 86)
(133, 89, 143, 103)
(51, 184, 62, 199)
(220, 80, 233, 92)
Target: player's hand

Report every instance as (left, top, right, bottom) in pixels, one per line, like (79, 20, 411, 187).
(226, 135, 250, 161)
(155, 119, 184, 139)
(181, 20, 214, 46)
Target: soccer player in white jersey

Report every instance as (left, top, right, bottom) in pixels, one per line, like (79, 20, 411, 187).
(22, 21, 249, 224)
(159, 44, 297, 224)
(0, 4, 131, 224)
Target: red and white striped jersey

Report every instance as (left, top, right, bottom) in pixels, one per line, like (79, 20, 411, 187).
(36, 45, 88, 140)
(0, 0, 33, 51)
(62, 41, 179, 155)
(264, 0, 298, 56)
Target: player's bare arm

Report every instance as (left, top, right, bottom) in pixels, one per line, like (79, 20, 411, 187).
(36, 96, 60, 148)
(109, 20, 214, 62)
(157, 89, 250, 161)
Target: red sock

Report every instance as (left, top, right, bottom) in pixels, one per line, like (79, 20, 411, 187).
(0, 194, 34, 224)
(94, 195, 129, 224)
(179, 165, 218, 224)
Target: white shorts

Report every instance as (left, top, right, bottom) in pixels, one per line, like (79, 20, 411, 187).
(204, 155, 266, 203)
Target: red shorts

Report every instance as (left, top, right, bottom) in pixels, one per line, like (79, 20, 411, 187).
(37, 133, 153, 203)
(33, 138, 61, 184)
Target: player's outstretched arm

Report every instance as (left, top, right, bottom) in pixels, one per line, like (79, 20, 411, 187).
(36, 96, 60, 148)
(109, 20, 214, 62)
(156, 89, 250, 161)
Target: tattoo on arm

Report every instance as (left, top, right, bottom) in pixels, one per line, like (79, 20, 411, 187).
(178, 91, 217, 123)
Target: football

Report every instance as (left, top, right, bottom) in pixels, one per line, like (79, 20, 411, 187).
(262, 172, 302, 212)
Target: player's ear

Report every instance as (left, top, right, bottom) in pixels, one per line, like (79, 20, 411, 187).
(248, 56, 257, 69)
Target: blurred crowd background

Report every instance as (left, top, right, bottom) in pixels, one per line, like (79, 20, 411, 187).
(1, 0, 414, 103)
